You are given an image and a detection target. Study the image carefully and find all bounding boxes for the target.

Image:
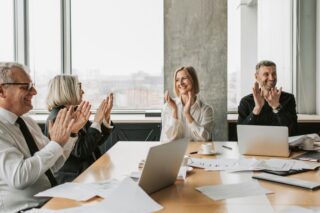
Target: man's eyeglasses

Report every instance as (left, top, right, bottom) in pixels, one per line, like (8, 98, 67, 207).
(0, 82, 35, 91)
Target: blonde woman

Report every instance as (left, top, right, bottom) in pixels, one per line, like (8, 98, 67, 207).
(45, 75, 113, 183)
(160, 66, 214, 142)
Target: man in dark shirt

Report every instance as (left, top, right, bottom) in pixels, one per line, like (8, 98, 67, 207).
(237, 60, 298, 136)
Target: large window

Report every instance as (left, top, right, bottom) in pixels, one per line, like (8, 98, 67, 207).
(28, 0, 61, 110)
(71, 0, 163, 109)
(4, 0, 163, 111)
(228, 0, 293, 112)
(0, 0, 14, 61)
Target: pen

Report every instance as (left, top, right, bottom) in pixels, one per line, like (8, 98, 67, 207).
(222, 145, 232, 150)
(189, 151, 198, 154)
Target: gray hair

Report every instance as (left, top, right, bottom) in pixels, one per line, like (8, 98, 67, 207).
(46, 75, 81, 111)
(255, 60, 277, 72)
(0, 62, 29, 84)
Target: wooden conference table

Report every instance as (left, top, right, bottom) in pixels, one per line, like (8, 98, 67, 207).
(43, 141, 320, 212)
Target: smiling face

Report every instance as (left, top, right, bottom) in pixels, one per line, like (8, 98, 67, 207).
(0, 67, 37, 116)
(255, 65, 277, 91)
(175, 69, 193, 96)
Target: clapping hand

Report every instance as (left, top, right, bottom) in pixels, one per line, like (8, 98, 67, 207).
(94, 99, 108, 124)
(183, 91, 193, 115)
(104, 93, 113, 123)
(70, 101, 91, 133)
(183, 91, 195, 123)
(252, 82, 265, 115)
(94, 93, 113, 124)
(266, 87, 281, 109)
(164, 90, 178, 119)
(48, 107, 75, 146)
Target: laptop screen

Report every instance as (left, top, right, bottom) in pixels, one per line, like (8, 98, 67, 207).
(138, 138, 189, 194)
(237, 125, 290, 157)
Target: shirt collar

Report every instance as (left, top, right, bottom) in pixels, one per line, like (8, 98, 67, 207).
(0, 107, 19, 125)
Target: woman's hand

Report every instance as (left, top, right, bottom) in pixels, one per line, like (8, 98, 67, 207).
(183, 91, 195, 123)
(164, 90, 178, 119)
(70, 101, 91, 133)
(94, 99, 108, 124)
(104, 93, 113, 123)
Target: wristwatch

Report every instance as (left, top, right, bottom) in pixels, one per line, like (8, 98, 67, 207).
(70, 132, 78, 138)
(272, 105, 281, 114)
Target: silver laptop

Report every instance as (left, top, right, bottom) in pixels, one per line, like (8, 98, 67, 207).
(237, 125, 290, 157)
(138, 138, 188, 194)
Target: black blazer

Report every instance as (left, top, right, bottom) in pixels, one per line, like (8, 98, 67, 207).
(44, 106, 112, 184)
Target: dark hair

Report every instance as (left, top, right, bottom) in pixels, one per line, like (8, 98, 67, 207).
(255, 60, 276, 72)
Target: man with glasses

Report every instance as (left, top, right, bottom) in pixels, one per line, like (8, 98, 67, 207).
(0, 62, 90, 213)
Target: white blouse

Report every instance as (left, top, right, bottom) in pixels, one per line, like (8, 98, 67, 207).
(160, 96, 214, 143)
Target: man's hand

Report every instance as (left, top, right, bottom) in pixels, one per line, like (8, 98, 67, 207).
(48, 107, 74, 146)
(70, 101, 91, 133)
(266, 87, 282, 109)
(164, 90, 178, 119)
(252, 82, 265, 115)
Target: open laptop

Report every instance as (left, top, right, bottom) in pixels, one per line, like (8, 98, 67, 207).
(237, 125, 290, 157)
(138, 138, 189, 194)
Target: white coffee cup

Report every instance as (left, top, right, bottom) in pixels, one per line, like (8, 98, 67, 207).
(303, 138, 315, 150)
(201, 143, 213, 154)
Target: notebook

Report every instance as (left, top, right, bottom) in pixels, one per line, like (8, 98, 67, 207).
(252, 172, 320, 190)
(237, 125, 290, 157)
(138, 138, 189, 194)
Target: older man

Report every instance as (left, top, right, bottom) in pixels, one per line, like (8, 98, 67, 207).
(237, 60, 298, 136)
(0, 62, 90, 213)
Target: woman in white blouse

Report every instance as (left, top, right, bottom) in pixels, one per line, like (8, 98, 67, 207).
(160, 66, 214, 142)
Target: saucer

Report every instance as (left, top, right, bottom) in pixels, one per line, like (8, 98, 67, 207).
(197, 150, 216, 155)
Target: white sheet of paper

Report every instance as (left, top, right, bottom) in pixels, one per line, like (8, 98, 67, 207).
(34, 179, 118, 201)
(101, 177, 163, 213)
(254, 159, 295, 171)
(225, 158, 260, 172)
(188, 157, 239, 170)
(276, 206, 320, 213)
(29, 178, 162, 213)
(196, 180, 273, 201)
(84, 179, 119, 198)
(226, 195, 275, 213)
(291, 160, 320, 170)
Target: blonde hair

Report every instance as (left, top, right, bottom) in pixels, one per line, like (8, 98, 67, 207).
(46, 75, 81, 111)
(173, 66, 200, 97)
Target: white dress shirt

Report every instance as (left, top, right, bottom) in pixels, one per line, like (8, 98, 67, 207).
(160, 96, 214, 143)
(0, 108, 77, 213)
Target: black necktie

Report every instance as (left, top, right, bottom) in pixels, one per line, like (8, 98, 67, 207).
(16, 117, 57, 187)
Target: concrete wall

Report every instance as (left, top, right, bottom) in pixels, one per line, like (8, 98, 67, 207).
(164, 0, 227, 140)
